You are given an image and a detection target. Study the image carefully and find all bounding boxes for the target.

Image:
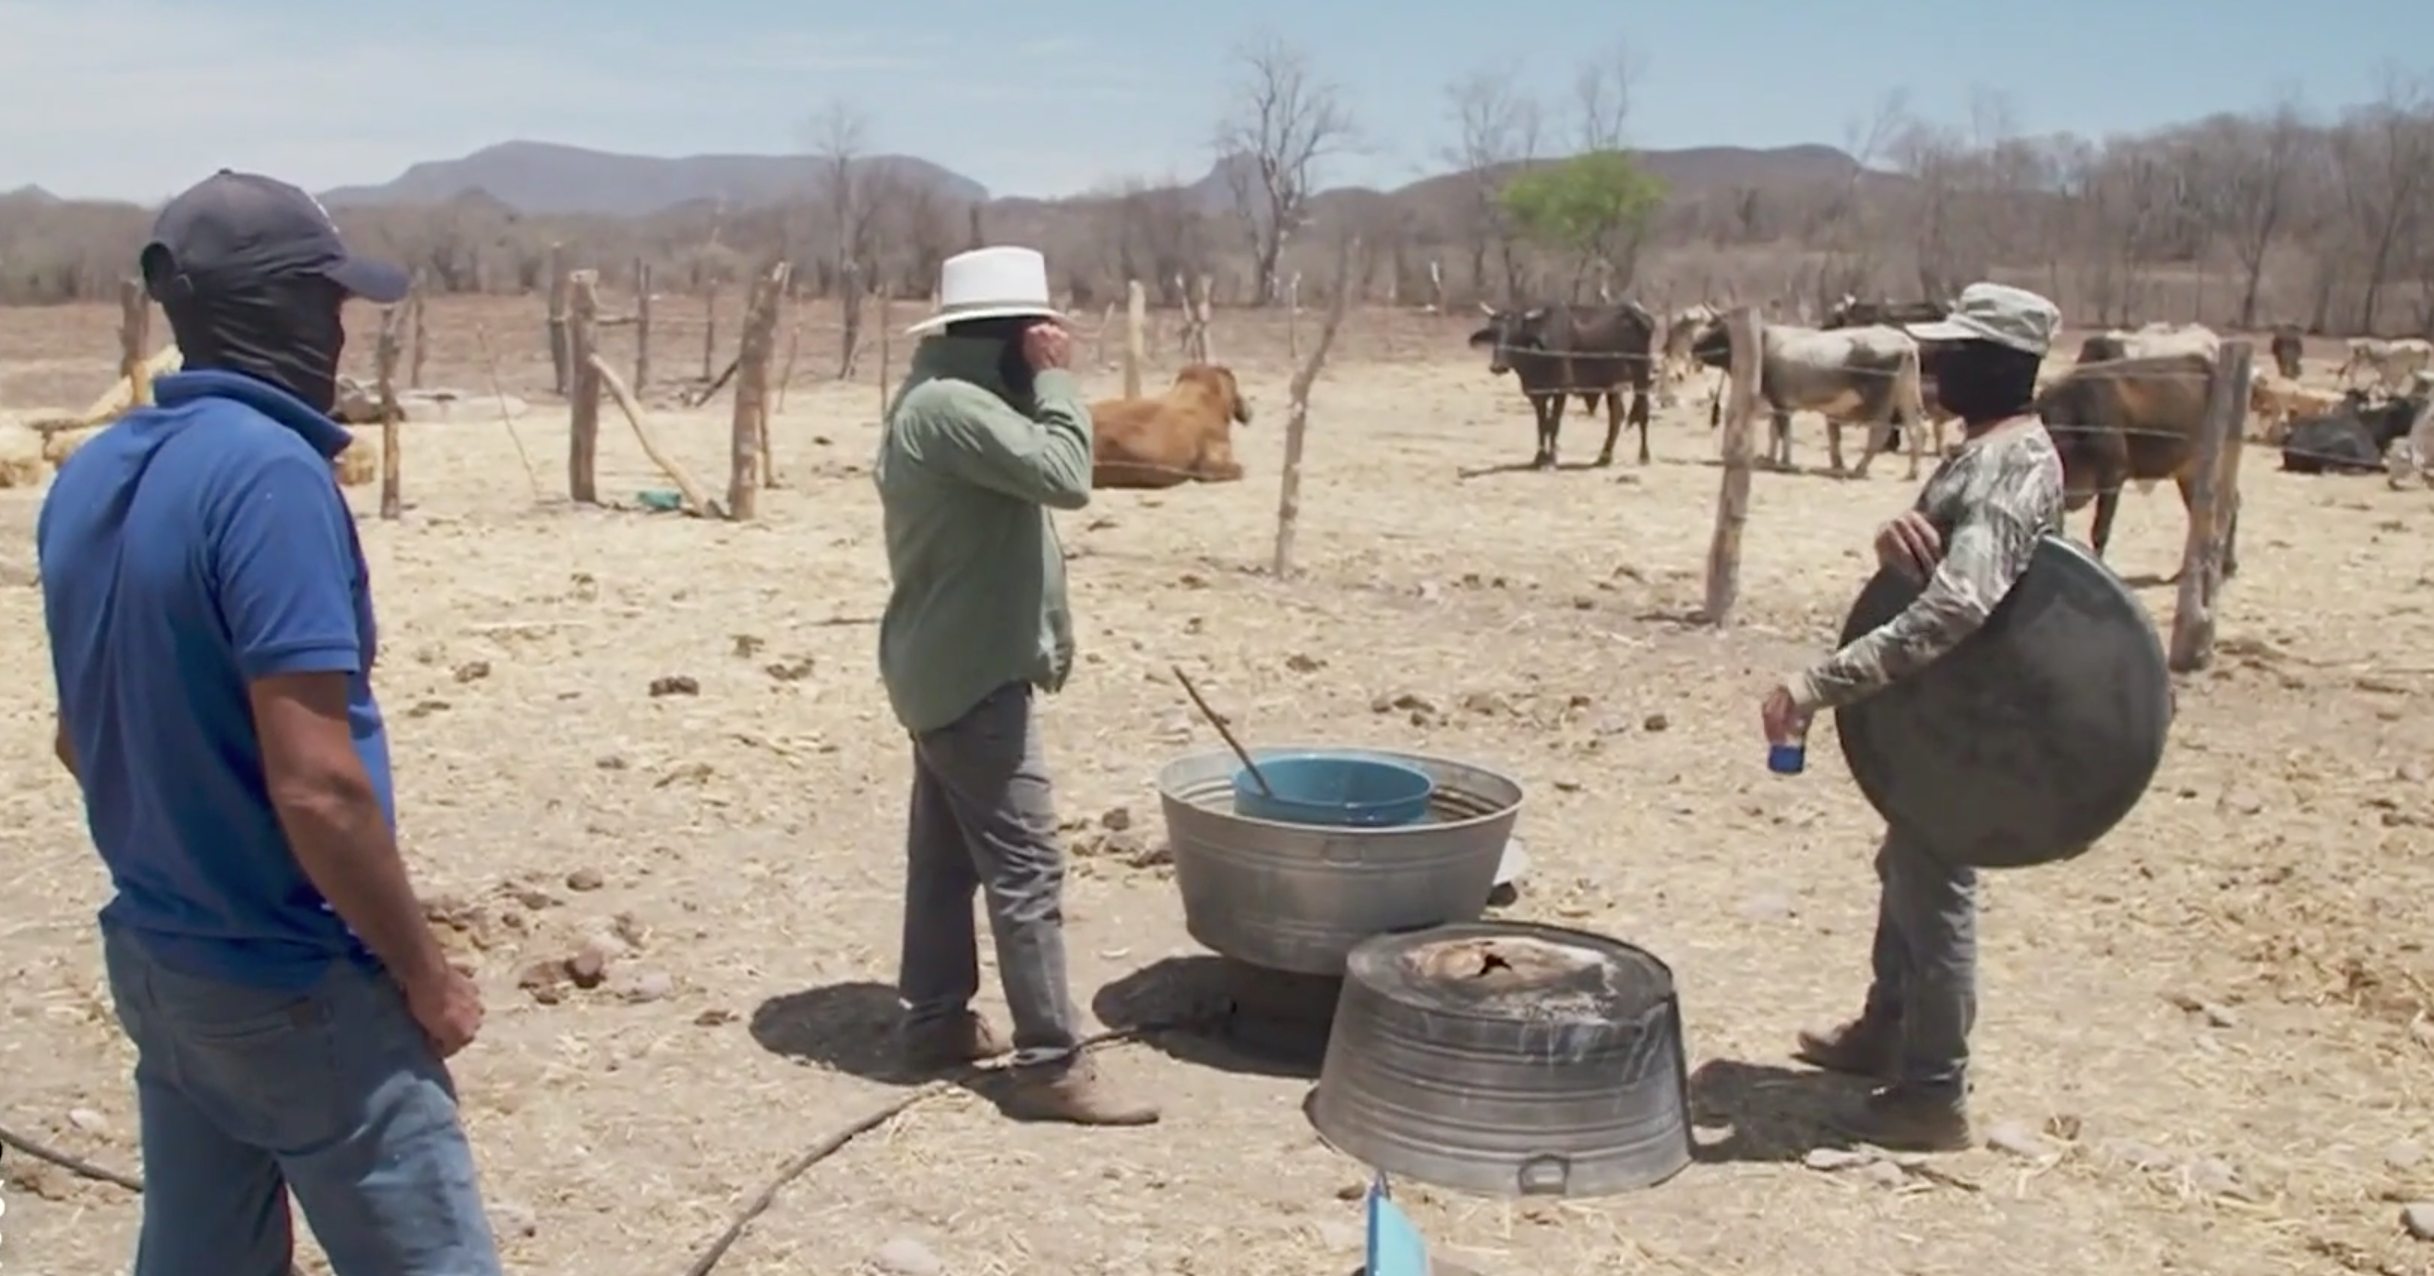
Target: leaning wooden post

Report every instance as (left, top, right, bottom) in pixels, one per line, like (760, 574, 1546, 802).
(633, 260, 653, 392)
(545, 243, 571, 396)
(566, 271, 602, 503)
(407, 278, 429, 389)
(1273, 238, 1361, 579)
(728, 263, 788, 517)
(375, 306, 404, 518)
(1702, 306, 1764, 624)
(1123, 280, 1146, 398)
(2167, 341, 2253, 672)
(117, 279, 152, 407)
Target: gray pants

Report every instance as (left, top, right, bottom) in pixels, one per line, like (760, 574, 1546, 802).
(898, 682, 1081, 1069)
(1858, 827, 1978, 1095)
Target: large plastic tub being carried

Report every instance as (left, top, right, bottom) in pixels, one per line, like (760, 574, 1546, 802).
(1159, 746, 1524, 975)
(1233, 752, 1437, 828)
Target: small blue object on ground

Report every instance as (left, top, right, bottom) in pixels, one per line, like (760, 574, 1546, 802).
(1768, 743, 1806, 775)
(1232, 752, 1436, 827)
(1364, 1175, 1431, 1276)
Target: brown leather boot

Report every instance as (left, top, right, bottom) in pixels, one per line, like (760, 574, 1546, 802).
(1792, 1016, 1900, 1079)
(1826, 1085, 1972, 1152)
(1002, 1058, 1160, 1126)
(897, 1012, 1007, 1074)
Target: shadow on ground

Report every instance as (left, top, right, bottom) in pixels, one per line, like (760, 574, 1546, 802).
(1687, 1058, 1863, 1163)
(748, 980, 910, 1083)
(749, 979, 1133, 1122)
(1093, 955, 1328, 1082)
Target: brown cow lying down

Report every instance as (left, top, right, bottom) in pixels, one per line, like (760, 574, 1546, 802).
(1088, 364, 1253, 489)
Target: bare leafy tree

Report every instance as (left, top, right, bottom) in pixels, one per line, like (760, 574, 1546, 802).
(2181, 98, 2311, 327)
(1213, 33, 1355, 306)
(804, 98, 881, 373)
(1572, 41, 1637, 153)
(1441, 63, 1542, 303)
(2329, 69, 2434, 330)
(1812, 90, 1909, 311)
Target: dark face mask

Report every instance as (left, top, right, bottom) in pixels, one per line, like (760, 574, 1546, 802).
(159, 274, 349, 415)
(1932, 340, 2042, 426)
(942, 315, 1040, 406)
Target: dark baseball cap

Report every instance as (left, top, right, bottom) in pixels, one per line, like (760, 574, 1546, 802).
(142, 169, 410, 305)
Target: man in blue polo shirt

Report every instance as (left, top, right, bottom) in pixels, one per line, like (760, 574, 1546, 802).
(38, 170, 501, 1276)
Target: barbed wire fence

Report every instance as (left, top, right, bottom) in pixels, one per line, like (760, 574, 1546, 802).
(36, 284, 2434, 675)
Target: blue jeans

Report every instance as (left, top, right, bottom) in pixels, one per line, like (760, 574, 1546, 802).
(101, 927, 501, 1276)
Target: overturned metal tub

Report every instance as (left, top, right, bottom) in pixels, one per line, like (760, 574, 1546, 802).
(1156, 746, 1524, 975)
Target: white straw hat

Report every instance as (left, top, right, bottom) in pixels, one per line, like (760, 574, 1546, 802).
(905, 246, 1064, 335)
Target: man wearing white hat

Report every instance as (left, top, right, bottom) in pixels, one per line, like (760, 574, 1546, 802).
(873, 246, 1157, 1126)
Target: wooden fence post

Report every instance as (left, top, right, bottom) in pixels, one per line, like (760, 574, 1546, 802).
(407, 278, 428, 389)
(1123, 280, 1146, 398)
(875, 282, 893, 422)
(701, 284, 719, 380)
(375, 306, 404, 518)
(1702, 306, 1764, 624)
(1273, 237, 1361, 579)
(545, 243, 571, 396)
(118, 279, 151, 407)
(2167, 341, 2253, 671)
(633, 259, 653, 392)
(728, 263, 788, 517)
(567, 271, 601, 503)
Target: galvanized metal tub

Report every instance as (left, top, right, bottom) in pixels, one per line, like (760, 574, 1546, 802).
(1309, 921, 1693, 1198)
(1157, 746, 1524, 976)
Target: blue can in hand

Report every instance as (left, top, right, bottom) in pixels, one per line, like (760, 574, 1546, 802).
(1767, 742, 1806, 775)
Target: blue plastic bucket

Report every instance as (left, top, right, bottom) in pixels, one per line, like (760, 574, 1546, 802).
(1231, 752, 1437, 828)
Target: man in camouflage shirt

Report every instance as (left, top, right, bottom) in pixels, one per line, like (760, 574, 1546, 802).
(1760, 282, 2067, 1151)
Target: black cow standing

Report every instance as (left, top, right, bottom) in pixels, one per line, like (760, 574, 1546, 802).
(1468, 302, 1658, 468)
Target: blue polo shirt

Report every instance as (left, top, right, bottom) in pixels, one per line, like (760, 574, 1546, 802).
(38, 369, 389, 990)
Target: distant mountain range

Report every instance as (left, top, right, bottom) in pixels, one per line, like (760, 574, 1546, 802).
(302, 139, 1873, 218)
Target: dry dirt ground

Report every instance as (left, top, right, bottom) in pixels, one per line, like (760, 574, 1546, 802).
(1, 295, 2430, 1276)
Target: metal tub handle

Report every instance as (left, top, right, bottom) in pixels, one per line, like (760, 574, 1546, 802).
(1517, 1153, 1569, 1195)
(1320, 837, 1364, 866)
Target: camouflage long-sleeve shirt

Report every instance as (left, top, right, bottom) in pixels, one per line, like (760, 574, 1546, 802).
(1791, 419, 2066, 712)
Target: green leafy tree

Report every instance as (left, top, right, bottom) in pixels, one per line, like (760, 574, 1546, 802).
(1496, 150, 1667, 299)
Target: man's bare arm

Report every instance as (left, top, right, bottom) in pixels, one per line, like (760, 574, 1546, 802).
(53, 715, 75, 780)
(250, 672, 450, 991)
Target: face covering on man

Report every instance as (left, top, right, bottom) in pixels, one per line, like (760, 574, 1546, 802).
(148, 261, 351, 416)
(1931, 340, 2043, 427)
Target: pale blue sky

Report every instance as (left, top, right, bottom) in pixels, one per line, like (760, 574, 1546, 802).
(1, 0, 2423, 204)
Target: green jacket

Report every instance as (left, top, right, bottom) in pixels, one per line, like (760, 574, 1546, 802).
(874, 336, 1093, 732)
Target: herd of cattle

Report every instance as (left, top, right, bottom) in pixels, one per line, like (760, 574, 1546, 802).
(1077, 299, 2432, 579)
(1460, 298, 2434, 574)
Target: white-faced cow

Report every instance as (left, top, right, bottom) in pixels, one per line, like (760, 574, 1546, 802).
(2338, 337, 2434, 394)
(2034, 350, 2239, 576)
(1690, 320, 1930, 479)
(1658, 304, 1718, 403)
(1468, 302, 1658, 468)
